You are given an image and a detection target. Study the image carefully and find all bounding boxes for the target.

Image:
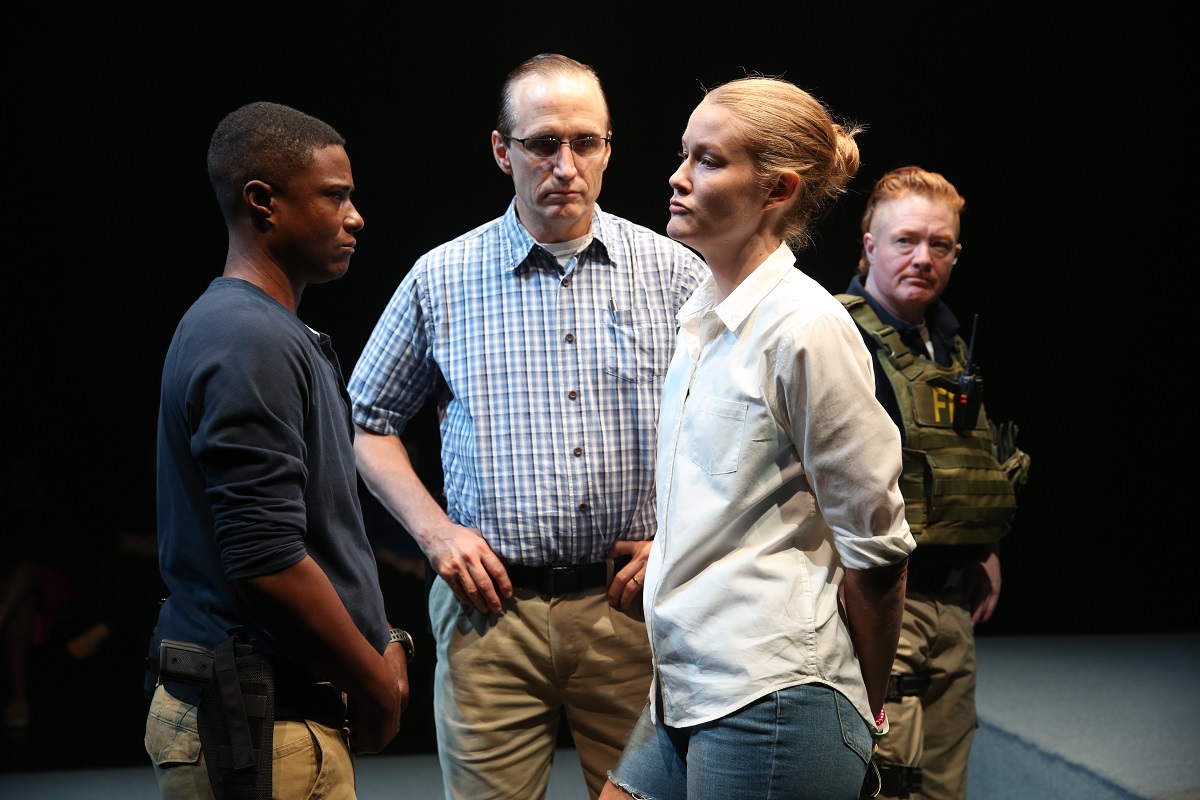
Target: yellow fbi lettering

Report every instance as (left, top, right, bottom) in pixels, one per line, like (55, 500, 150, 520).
(932, 386, 956, 423)
(913, 383, 965, 429)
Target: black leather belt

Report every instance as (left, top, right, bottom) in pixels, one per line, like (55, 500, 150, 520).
(161, 675, 346, 729)
(507, 555, 631, 596)
(907, 561, 967, 594)
(155, 638, 346, 729)
(274, 677, 346, 729)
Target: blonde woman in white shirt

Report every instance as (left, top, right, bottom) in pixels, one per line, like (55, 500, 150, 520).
(601, 76, 916, 800)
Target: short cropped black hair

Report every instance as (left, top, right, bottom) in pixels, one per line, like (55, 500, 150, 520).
(206, 101, 345, 222)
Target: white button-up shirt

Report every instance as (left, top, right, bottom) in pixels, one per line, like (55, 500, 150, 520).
(647, 244, 916, 728)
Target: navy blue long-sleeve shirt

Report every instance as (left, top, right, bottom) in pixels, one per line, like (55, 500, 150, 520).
(153, 278, 387, 687)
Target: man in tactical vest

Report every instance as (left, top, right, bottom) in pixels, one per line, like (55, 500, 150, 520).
(837, 166, 1029, 800)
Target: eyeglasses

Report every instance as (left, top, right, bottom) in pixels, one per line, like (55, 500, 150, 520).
(505, 134, 611, 159)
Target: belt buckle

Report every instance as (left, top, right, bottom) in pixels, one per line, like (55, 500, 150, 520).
(546, 565, 579, 595)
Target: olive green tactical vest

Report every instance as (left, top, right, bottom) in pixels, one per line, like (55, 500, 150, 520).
(837, 295, 1016, 546)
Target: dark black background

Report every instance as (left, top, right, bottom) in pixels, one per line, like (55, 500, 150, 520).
(4, 4, 1189, 650)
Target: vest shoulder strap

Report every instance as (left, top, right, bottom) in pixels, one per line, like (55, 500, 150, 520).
(836, 294, 918, 375)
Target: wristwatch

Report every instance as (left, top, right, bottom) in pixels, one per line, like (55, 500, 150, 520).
(388, 627, 415, 663)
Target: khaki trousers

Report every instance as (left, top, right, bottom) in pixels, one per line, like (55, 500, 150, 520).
(145, 684, 357, 800)
(429, 577, 653, 800)
(875, 589, 977, 800)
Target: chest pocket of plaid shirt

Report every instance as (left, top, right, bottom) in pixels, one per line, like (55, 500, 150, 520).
(603, 307, 674, 384)
(688, 396, 748, 475)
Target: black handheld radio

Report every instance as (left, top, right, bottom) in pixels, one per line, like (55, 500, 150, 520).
(953, 314, 984, 434)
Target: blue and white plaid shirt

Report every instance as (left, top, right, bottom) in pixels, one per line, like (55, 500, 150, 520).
(349, 201, 707, 566)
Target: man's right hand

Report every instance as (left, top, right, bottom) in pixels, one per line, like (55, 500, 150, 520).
(354, 427, 509, 615)
(426, 521, 511, 614)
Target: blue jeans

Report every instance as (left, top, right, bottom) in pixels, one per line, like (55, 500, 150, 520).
(608, 683, 872, 800)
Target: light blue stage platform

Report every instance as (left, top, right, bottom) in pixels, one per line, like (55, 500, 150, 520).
(1, 634, 1195, 799)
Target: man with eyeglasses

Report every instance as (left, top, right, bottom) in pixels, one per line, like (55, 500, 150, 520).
(347, 54, 707, 800)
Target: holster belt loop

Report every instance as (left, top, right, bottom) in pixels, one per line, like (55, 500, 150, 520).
(213, 636, 256, 771)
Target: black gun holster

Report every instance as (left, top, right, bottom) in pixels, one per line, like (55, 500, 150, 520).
(885, 672, 931, 703)
(158, 633, 275, 800)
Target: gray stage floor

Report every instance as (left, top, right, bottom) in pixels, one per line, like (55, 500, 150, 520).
(0, 747, 586, 799)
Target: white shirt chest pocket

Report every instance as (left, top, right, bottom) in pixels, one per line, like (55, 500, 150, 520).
(687, 396, 748, 475)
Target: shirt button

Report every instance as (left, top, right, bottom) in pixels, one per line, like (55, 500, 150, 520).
(568, 390, 578, 400)
(573, 447, 583, 457)
(562, 277, 571, 287)
(565, 332, 575, 343)
(578, 502, 589, 512)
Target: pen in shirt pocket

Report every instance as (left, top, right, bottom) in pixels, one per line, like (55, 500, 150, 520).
(609, 296, 618, 322)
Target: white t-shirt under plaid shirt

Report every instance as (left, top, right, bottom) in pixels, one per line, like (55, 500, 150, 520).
(348, 201, 708, 566)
